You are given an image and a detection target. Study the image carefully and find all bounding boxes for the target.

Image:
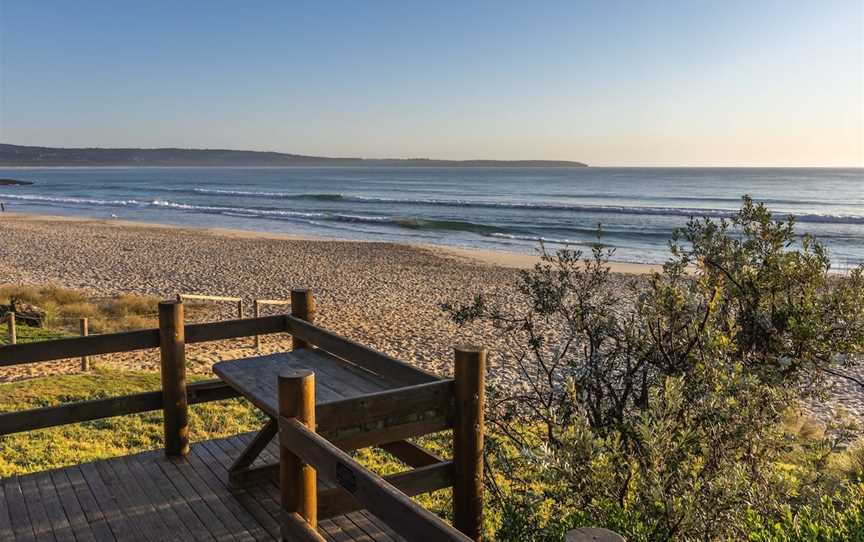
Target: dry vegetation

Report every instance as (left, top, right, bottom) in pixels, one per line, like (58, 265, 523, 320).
(0, 284, 210, 334)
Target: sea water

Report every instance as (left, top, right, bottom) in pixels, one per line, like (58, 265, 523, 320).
(1, 167, 862, 268)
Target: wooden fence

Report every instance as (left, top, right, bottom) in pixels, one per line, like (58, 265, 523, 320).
(1, 311, 104, 371)
(276, 345, 485, 542)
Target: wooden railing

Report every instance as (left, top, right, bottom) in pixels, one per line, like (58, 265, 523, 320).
(0, 288, 488, 540)
(0, 291, 308, 440)
(276, 356, 485, 542)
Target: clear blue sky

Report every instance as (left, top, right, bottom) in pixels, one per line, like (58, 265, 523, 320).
(1, 1, 862, 166)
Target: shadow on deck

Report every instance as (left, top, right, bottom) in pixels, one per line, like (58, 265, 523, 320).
(0, 433, 402, 542)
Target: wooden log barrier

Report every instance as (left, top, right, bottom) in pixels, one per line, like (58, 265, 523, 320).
(79, 317, 89, 371)
(253, 299, 261, 350)
(453, 346, 487, 541)
(6, 312, 16, 345)
(279, 368, 317, 533)
(159, 300, 189, 456)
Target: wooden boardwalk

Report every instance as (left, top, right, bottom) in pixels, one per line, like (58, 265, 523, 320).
(0, 433, 404, 542)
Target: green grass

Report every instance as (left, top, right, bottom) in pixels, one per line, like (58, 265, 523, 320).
(0, 368, 268, 477)
(0, 322, 70, 345)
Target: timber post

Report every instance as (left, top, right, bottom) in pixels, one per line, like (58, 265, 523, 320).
(290, 289, 315, 350)
(158, 300, 189, 456)
(254, 299, 261, 350)
(453, 346, 486, 541)
(6, 312, 15, 345)
(236, 299, 244, 319)
(79, 317, 89, 371)
(279, 368, 317, 535)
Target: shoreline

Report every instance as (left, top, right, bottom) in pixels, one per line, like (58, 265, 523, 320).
(0, 212, 664, 274)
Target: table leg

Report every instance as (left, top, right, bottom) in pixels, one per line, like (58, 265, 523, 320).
(229, 418, 279, 487)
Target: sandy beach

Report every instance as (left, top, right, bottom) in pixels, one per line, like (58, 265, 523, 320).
(1, 213, 861, 425)
(0, 213, 546, 381)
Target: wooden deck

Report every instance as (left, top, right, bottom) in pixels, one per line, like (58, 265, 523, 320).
(0, 433, 405, 542)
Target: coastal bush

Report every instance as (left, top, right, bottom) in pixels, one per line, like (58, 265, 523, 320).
(443, 197, 864, 541)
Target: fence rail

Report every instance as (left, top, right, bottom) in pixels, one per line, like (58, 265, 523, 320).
(277, 369, 477, 542)
(0, 379, 239, 435)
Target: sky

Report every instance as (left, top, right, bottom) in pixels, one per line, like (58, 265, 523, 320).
(0, 1, 862, 166)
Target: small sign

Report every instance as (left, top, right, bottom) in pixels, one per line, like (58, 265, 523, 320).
(336, 462, 357, 493)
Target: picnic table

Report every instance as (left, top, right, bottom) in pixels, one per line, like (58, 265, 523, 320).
(213, 343, 441, 487)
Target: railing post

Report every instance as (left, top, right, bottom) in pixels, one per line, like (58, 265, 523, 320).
(79, 317, 89, 371)
(279, 368, 317, 537)
(6, 312, 16, 345)
(159, 300, 189, 457)
(237, 299, 244, 319)
(291, 289, 315, 350)
(254, 299, 261, 350)
(453, 346, 486, 541)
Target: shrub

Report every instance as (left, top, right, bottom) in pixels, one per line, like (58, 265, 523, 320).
(443, 197, 864, 540)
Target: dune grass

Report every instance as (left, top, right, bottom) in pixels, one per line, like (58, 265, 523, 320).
(0, 284, 211, 335)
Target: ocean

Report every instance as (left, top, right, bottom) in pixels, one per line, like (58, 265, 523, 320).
(1, 167, 862, 268)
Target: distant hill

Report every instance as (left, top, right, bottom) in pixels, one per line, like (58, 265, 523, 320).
(0, 144, 587, 168)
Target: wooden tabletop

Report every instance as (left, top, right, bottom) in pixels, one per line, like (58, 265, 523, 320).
(213, 350, 404, 418)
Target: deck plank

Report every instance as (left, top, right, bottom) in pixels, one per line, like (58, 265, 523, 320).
(4, 476, 37, 541)
(63, 467, 116, 541)
(0, 434, 410, 541)
(19, 473, 56, 542)
(130, 452, 214, 542)
(194, 440, 280, 541)
(78, 462, 138, 542)
(48, 469, 98, 542)
(33, 471, 75, 542)
(153, 455, 240, 542)
(0, 478, 17, 541)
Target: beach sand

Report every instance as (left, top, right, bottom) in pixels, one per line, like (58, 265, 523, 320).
(0, 213, 860, 425)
